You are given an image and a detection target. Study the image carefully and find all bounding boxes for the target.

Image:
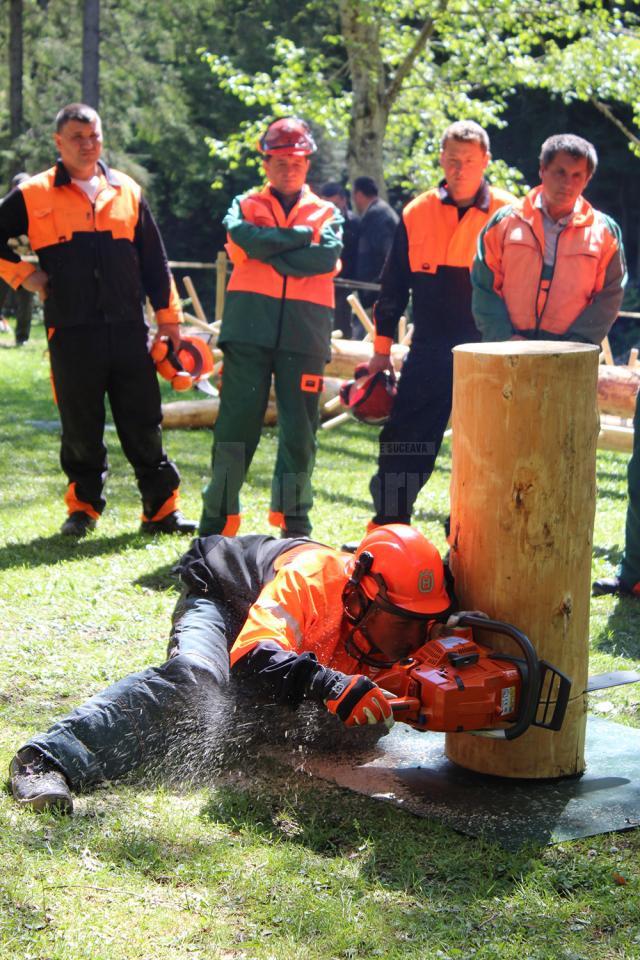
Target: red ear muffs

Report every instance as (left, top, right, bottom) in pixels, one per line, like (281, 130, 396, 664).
(151, 336, 214, 392)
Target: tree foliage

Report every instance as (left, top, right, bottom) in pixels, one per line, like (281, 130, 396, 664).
(202, 0, 640, 197)
(1, 0, 639, 279)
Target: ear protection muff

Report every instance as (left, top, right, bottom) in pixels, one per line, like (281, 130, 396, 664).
(342, 550, 374, 624)
(151, 336, 214, 392)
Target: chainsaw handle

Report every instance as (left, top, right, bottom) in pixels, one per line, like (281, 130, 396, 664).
(456, 614, 540, 741)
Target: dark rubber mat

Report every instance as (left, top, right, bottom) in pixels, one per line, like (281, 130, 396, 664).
(271, 715, 640, 848)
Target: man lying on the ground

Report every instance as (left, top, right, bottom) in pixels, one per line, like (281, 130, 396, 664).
(10, 525, 455, 814)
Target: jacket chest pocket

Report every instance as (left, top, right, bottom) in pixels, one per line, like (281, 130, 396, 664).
(407, 233, 438, 274)
(30, 206, 74, 250)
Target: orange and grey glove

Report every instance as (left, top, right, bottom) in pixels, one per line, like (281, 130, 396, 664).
(317, 671, 394, 729)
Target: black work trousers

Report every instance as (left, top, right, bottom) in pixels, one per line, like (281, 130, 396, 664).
(48, 322, 180, 518)
(0, 279, 33, 343)
(369, 339, 455, 525)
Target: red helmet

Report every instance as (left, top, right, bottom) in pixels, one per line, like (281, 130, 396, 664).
(151, 336, 214, 392)
(345, 524, 451, 618)
(339, 363, 397, 425)
(258, 117, 317, 156)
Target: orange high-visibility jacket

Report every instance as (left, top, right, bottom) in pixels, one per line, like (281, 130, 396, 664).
(373, 180, 514, 355)
(472, 186, 626, 344)
(230, 545, 360, 676)
(0, 160, 182, 328)
(220, 184, 343, 359)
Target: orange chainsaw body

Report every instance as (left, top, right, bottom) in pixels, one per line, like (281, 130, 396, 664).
(374, 628, 522, 733)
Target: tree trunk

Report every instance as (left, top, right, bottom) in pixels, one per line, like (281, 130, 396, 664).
(82, 0, 100, 109)
(446, 341, 600, 779)
(9, 0, 24, 143)
(338, 0, 388, 194)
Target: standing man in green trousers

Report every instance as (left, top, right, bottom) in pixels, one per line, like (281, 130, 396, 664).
(199, 117, 343, 539)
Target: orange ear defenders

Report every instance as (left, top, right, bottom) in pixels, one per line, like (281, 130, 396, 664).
(151, 336, 214, 392)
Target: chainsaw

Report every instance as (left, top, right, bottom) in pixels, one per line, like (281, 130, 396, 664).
(374, 614, 572, 741)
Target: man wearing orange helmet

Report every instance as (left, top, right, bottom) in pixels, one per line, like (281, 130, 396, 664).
(10, 525, 453, 813)
(200, 117, 343, 540)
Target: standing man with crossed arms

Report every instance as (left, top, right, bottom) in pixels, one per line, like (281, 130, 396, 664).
(199, 117, 343, 540)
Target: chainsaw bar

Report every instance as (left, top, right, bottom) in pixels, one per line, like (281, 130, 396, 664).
(586, 670, 640, 693)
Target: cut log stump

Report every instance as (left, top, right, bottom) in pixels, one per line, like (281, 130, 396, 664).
(446, 341, 600, 779)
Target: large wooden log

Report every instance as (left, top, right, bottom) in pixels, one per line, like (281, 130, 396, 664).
(597, 364, 640, 417)
(446, 341, 600, 779)
(325, 339, 408, 378)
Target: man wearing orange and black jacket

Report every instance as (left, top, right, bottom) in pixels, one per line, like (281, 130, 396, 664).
(199, 117, 343, 540)
(9, 525, 454, 813)
(0, 103, 195, 537)
(366, 121, 514, 529)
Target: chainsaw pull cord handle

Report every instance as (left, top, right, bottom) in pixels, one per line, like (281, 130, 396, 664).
(456, 614, 540, 741)
(162, 337, 186, 374)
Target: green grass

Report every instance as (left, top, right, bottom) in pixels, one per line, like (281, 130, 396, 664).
(1, 325, 639, 959)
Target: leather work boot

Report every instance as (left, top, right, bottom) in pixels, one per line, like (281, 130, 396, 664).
(9, 748, 73, 814)
(60, 511, 97, 538)
(140, 510, 197, 536)
(592, 576, 640, 598)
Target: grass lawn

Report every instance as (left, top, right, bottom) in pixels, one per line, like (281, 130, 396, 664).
(0, 325, 639, 960)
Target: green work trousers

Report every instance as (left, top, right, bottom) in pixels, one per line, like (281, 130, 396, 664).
(200, 342, 324, 537)
(620, 392, 640, 587)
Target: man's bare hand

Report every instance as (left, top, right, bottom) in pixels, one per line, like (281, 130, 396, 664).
(368, 352, 394, 376)
(155, 323, 181, 350)
(21, 269, 49, 303)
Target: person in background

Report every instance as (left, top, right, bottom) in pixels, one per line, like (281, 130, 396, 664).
(593, 390, 640, 598)
(472, 133, 626, 346)
(319, 181, 359, 338)
(0, 103, 196, 537)
(0, 173, 34, 346)
(199, 117, 343, 540)
(351, 176, 399, 335)
(365, 121, 515, 531)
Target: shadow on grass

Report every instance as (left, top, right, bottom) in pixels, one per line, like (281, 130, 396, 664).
(594, 598, 640, 658)
(134, 563, 180, 592)
(592, 544, 623, 564)
(595, 486, 628, 502)
(0, 531, 144, 572)
(197, 768, 538, 895)
(413, 506, 450, 527)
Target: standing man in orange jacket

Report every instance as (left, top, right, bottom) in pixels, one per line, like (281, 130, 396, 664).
(9, 525, 454, 813)
(366, 121, 514, 530)
(472, 134, 626, 345)
(0, 103, 196, 537)
(199, 118, 343, 539)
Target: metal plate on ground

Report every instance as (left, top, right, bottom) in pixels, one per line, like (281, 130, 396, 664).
(270, 716, 640, 848)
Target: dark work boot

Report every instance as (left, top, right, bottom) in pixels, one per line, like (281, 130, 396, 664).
(140, 510, 197, 536)
(592, 576, 640, 598)
(60, 511, 97, 538)
(9, 747, 73, 814)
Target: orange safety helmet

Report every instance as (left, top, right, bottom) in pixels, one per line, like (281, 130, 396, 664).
(344, 524, 451, 620)
(151, 336, 214, 392)
(258, 117, 317, 156)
